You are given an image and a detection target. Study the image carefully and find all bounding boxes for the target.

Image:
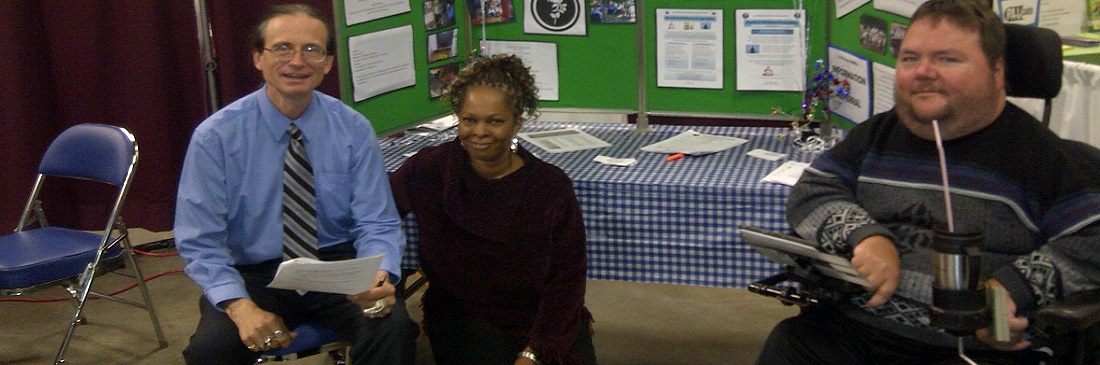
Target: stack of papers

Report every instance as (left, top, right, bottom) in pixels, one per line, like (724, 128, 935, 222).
(518, 128, 612, 153)
(414, 115, 458, 132)
(640, 130, 748, 156)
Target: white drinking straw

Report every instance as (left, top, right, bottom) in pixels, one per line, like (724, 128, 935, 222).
(931, 120, 955, 233)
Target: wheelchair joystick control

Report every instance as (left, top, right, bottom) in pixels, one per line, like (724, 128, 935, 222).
(930, 224, 992, 336)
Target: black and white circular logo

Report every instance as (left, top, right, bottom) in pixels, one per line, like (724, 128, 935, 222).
(530, 0, 581, 32)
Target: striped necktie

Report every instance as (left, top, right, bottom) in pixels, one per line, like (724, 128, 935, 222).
(283, 124, 319, 259)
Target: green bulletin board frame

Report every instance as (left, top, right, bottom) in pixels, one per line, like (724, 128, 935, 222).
(643, 0, 828, 118)
(334, 0, 833, 134)
(334, 1, 467, 135)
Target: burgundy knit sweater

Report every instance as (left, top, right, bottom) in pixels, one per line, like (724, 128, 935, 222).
(390, 139, 592, 364)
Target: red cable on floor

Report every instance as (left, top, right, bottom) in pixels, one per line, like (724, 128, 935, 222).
(134, 249, 179, 257)
(0, 249, 184, 303)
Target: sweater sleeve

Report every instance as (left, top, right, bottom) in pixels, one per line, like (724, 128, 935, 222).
(787, 118, 896, 255)
(995, 210, 1100, 312)
(388, 156, 413, 218)
(526, 173, 592, 365)
(995, 138, 1100, 312)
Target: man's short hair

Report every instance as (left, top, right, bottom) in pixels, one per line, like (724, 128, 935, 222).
(910, 0, 1005, 66)
(249, 3, 336, 55)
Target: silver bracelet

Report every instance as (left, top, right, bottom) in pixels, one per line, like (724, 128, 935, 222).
(518, 350, 541, 365)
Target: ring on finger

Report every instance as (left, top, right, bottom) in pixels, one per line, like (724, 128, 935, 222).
(248, 344, 260, 352)
(272, 330, 285, 339)
(362, 299, 386, 316)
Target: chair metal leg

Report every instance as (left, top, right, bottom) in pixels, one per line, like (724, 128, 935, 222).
(54, 263, 97, 365)
(115, 225, 168, 347)
(52, 227, 168, 364)
(62, 283, 87, 325)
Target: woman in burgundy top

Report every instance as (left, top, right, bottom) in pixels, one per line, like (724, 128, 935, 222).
(389, 55, 596, 365)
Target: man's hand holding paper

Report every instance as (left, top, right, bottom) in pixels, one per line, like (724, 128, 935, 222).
(348, 270, 397, 319)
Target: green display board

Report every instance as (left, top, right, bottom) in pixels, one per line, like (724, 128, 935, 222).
(335, 1, 468, 135)
(335, 0, 832, 134)
(828, 4, 909, 70)
(472, 0, 830, 118)
(827, 3, 929, 129)
(644, 0, 827, 117)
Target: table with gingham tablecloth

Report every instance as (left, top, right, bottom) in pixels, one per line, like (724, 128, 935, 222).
(381, 121, 821, 288)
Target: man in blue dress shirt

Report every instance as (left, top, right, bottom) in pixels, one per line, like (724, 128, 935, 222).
(174, 4, 418, 364)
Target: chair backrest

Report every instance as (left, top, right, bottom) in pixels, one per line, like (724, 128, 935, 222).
(1003, 24, 1063, 125)
(38, 123, 138, 187)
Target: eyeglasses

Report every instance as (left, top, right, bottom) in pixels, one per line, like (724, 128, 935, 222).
(263, 43, 329, 63)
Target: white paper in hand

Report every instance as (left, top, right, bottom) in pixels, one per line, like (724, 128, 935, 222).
(267, 254, 384, 295)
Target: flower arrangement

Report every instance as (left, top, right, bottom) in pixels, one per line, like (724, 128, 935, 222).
(773, 59, 850, 150)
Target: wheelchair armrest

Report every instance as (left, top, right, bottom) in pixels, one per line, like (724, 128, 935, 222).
(1035, 289, 1100, 333)
(747, 264, 866, 307)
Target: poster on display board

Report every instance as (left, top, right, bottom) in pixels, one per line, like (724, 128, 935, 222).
(996, 0, 1087, 36)
(837, 0, 872, 18)
(481, 40, 561, 100)
(828, 46, 872, 124)
(345, 0, 411, 25)
(656, 8, 724, 89)
(873, 0, 928, 18)
(348, 26, 416, 102)
(525, 0, 588, 36)
(735, 9, 805, 92)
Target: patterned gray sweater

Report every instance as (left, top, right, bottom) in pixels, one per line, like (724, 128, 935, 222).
(787, 103, 1100, 348)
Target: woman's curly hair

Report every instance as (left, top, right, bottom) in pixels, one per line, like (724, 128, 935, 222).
(444, 54, 540, 120)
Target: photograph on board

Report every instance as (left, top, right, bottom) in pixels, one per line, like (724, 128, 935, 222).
(424, 0, 456, 31)
(859, 14, 887, 55)
(589, 0, 635, 23)
(889, 22, 907, 59)
(428, 62, 461, 98)
(427, 28, 458, 63)
(468, 0, 515, 25)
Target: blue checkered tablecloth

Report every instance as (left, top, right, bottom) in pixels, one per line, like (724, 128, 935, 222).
(381, 121, 821, 288)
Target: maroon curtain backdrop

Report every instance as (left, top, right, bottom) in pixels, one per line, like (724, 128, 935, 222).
(0, 1, 335, 233)
(207, 0, 339, 107)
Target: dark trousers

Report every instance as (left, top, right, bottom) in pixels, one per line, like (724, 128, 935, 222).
(427, 309, 597, 365)
(755, 305, 1046, 365)
(182, 249, 419, 365)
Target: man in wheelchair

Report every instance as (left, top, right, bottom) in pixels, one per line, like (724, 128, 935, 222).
(754, 1, 1100, 364)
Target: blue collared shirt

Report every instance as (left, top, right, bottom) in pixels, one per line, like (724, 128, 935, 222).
(175, 86, 406, 306)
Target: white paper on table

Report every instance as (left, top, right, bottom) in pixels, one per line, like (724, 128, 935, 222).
(518, 128, 611, 153)
(640, 130, 748, 155)
(416, 115, 458, 131)
(593, 155, 637, 167)
(267, 254, 384, 295)
(761, 161, 809, 186)
(746, 148, 788, 161)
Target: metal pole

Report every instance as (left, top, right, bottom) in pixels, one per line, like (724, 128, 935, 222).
(193, 0, 219, 114)
(634, 0, 650, 132)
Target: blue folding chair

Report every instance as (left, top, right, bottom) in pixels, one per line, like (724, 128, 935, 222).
(257, 322, 349, 364)
(0, 123, 166, 364)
